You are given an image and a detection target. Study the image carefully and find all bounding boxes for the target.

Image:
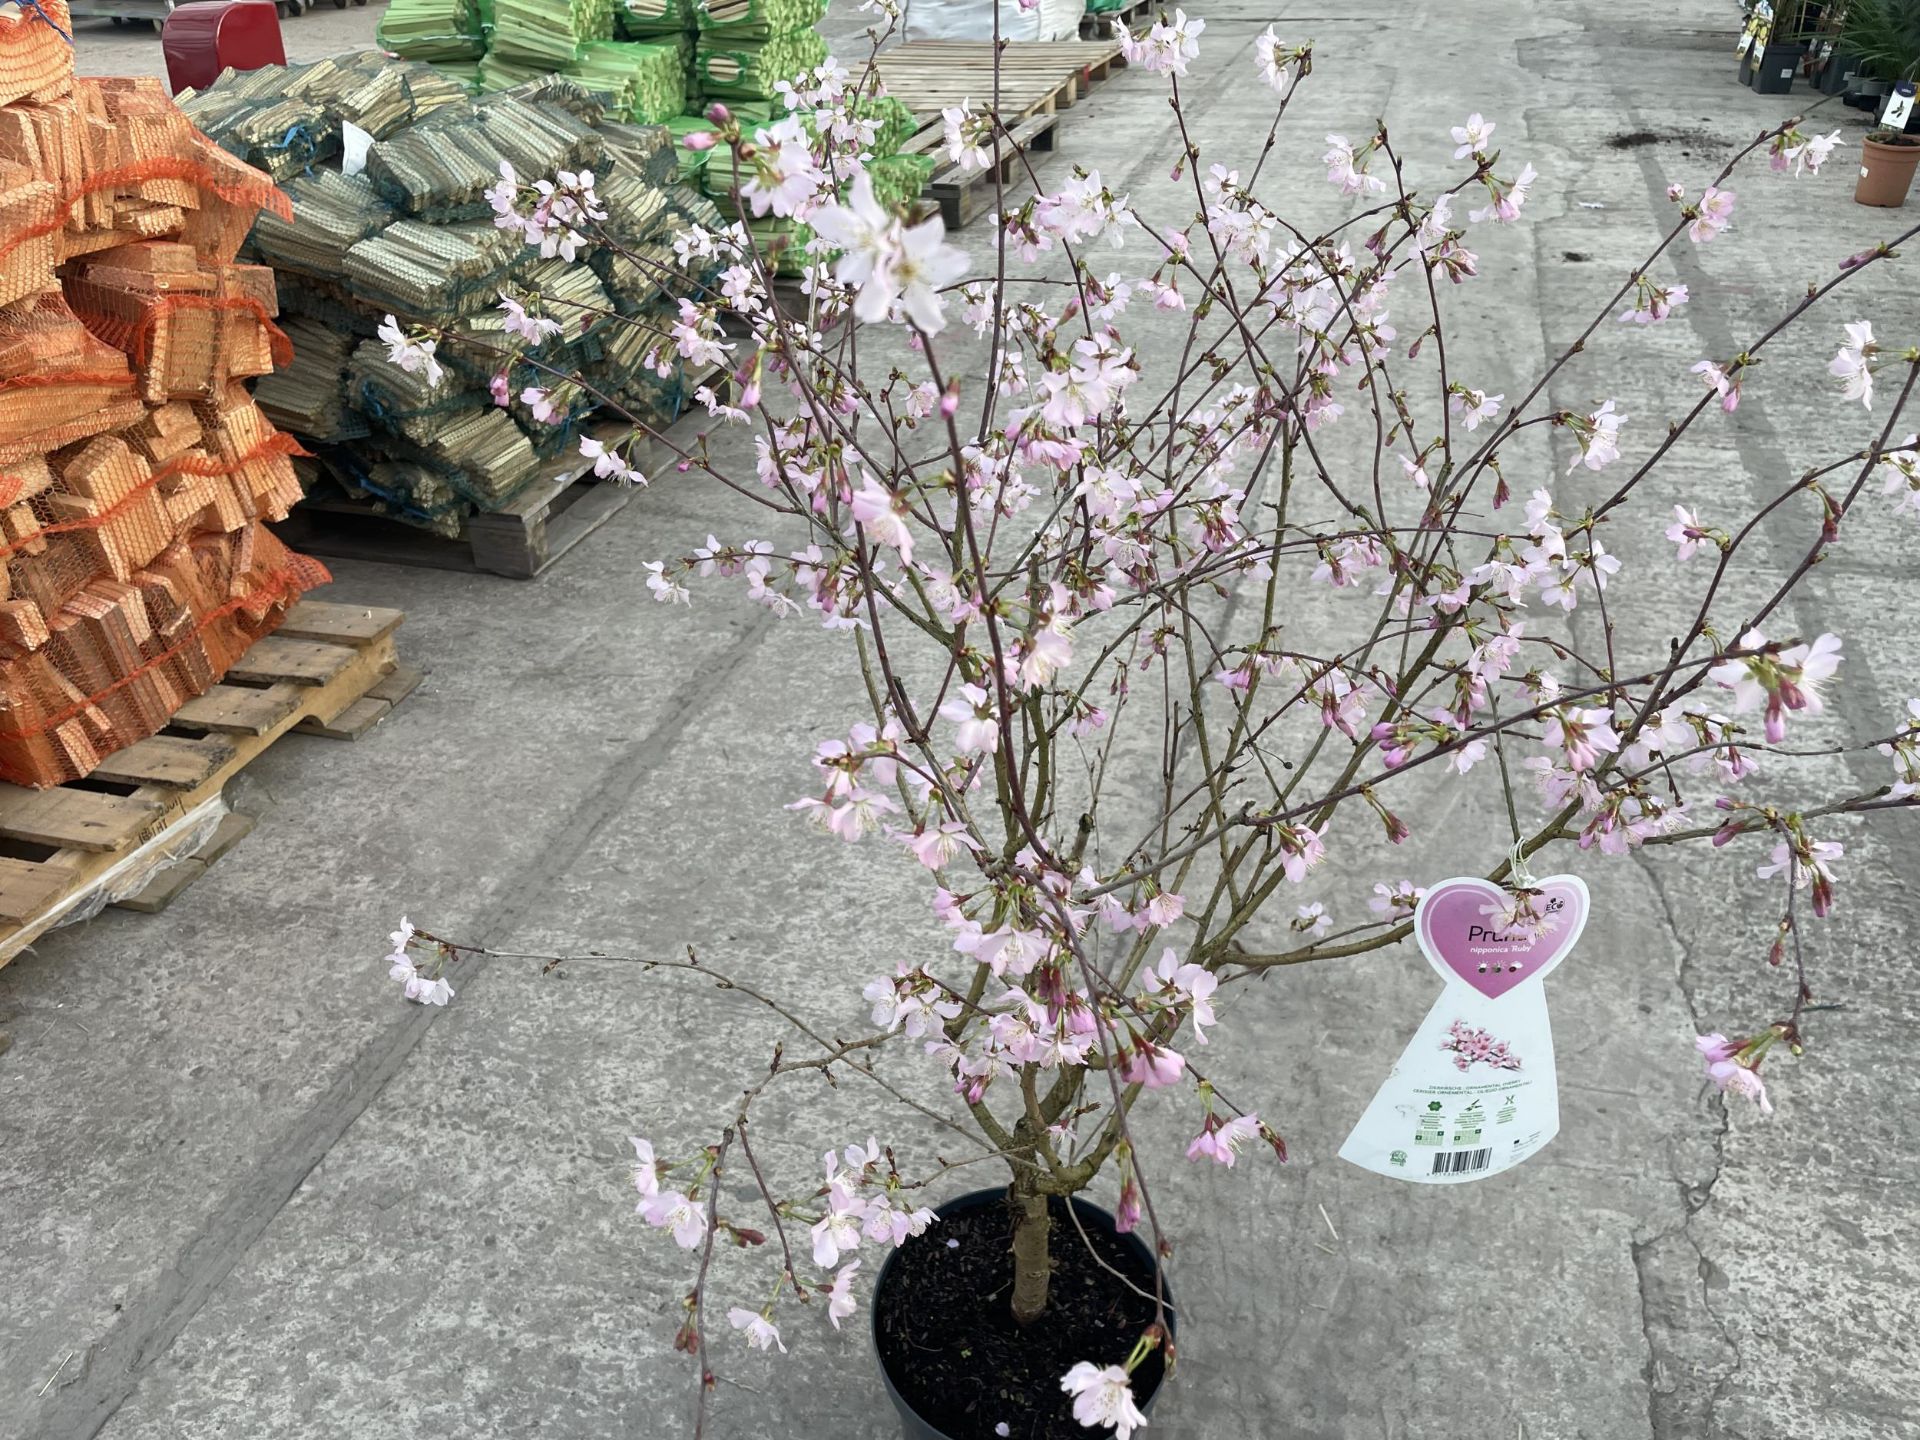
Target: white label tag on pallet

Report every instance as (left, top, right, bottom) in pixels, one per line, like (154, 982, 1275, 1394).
(1339, 875, 1589, 1185)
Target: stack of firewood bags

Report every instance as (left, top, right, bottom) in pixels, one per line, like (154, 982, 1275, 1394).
(0, 0, 327, 789)
(181, 55, 725, 537)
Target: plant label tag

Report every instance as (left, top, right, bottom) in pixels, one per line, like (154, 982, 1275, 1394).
(1882, 82, 1916, 132)
(1338, 875, 1590, 1185)
(1735, 27, 1754, 56)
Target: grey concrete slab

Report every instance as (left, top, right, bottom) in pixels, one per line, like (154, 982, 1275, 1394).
(5, 2, 1919, 1439)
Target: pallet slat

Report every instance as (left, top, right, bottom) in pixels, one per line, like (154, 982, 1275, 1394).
(225, 636, 359, 687)
(89, 734, 238, 789)
(0, 788, 165, 853)
(170, 682, 307, 736)
(874, 39, 1126, 121)
(0, 856, 79, 924)
(275, 601, 406, 646)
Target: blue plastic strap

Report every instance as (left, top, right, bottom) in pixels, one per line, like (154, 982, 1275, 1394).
(20, 0, 73, 44)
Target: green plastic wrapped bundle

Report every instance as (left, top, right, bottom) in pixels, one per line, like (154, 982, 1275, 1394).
(693, 27, 827, 99)
(347, 338, 474, 447)
(429, 62, 483, 94)
(490, 0, 616, 68)
(477, 49, 554, 91)
(218, 97, 341, 180)
(868, 152, 934, 212)
(193, 55, 736, 535)
(568, 40, 688, 123)
(250, 170, 396, 279)
(745, 217, 814, 275)
(414, 406, 544, 507)
(255, 319, 368, 443)
(695, 0, 825, 37)
(617, 0, 700, 34)
(377, 0, 485, 62)
(343, 218, 524, 320)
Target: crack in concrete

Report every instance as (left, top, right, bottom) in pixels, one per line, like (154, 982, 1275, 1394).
(30, 607, 779, 1440)
(1631, 853, 1743, 1440)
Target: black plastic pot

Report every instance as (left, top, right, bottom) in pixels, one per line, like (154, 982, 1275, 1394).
(870, 1188, 1176, 1440)
(1747, 40, 1809, 94)
(1816, 48, 1863, 96)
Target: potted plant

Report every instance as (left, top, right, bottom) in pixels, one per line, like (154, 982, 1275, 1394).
(1747, 0, 1816, 91)
(1841, 0, 1920, 201)
(380, 18, 1919, 1438)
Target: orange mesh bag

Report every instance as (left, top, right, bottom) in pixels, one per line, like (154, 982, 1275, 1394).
(0, 521, 328, 788)
(0, 67, 328, 790)
(66, 244, 292, 404)
(0, 162, 55, 306)
(88, 78, 203, 213)
(191, 381, 305, 524)
(0, 0, 74, 110)
(0, 292, 141, 467)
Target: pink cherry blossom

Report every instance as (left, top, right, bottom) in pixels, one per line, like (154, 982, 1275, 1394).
(1186, 1111, 1262, 1165)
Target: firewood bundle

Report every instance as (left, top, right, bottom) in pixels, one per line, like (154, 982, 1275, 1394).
(0, 4, 328, 788)
(182, 56, 727, 537)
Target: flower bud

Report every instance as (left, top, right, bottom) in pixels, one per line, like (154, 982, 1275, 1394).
(706, 102, 732, 125)
(684, 131, 717, 152)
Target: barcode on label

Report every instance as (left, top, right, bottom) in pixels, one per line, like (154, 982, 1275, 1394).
(1431, 1147, 1493, 1176)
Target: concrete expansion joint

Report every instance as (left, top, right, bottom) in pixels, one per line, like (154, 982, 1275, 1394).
(1630, 852, 1745, 1440)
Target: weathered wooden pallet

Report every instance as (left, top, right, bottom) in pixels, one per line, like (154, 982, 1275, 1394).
(1080, 0, 1152, 41)
(873, 38, 1128, 121)
(898, 110, 1061, 229)
(0, 601, 418, 966)
(271, 369, 730, 580)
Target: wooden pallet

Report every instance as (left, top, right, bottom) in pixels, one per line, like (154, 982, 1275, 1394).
(898, 110, 1061, 229)
(1080, 0, 1151, 40)
(0, 601, 418, 967)
(873, 39, 1128, 121)
(271, 369, 730, 580)
(276, 461, 639, 582)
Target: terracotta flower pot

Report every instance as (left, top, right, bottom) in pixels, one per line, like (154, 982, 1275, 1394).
(1855, 132, 1920, 208)
(871, 1188, 1175, 1440)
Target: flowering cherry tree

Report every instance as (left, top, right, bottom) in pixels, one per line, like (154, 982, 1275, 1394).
(381, 10, 1920, 1435)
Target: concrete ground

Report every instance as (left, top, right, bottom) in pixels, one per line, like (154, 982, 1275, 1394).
(9, 1, 1919, 1438)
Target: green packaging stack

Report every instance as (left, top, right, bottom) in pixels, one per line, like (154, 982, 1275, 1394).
(868, 152, 934, 212)
(181, 54, 727, 537)
(377, 0, 485, 61)
(692, 0, 826, 100)
(490, 0, 616, 68)
(616, 0, 701, 37)
(568, 39, 689, 123)
(693, 27, 828, 99)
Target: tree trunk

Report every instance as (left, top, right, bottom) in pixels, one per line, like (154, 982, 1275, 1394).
(1008, 1179, 1052, 1324)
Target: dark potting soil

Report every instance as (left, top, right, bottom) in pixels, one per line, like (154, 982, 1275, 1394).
(873, 1195, 1168, 1440)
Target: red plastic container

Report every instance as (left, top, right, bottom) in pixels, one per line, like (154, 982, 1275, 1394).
(161, 0, 287, 97)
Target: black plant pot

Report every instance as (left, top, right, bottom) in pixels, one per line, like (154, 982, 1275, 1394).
(871, 1188, 1176, 1440)
(1817, 49, 1863, 96)
(1747, 41, 1808, 94)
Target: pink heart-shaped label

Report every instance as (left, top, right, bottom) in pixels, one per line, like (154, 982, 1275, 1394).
(1414, 875, 1590, 999)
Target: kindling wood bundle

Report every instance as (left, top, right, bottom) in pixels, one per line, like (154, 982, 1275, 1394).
(0, 44, 328, 788)
(692, 27, 827, 100)
(183, 59, 727, 537)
